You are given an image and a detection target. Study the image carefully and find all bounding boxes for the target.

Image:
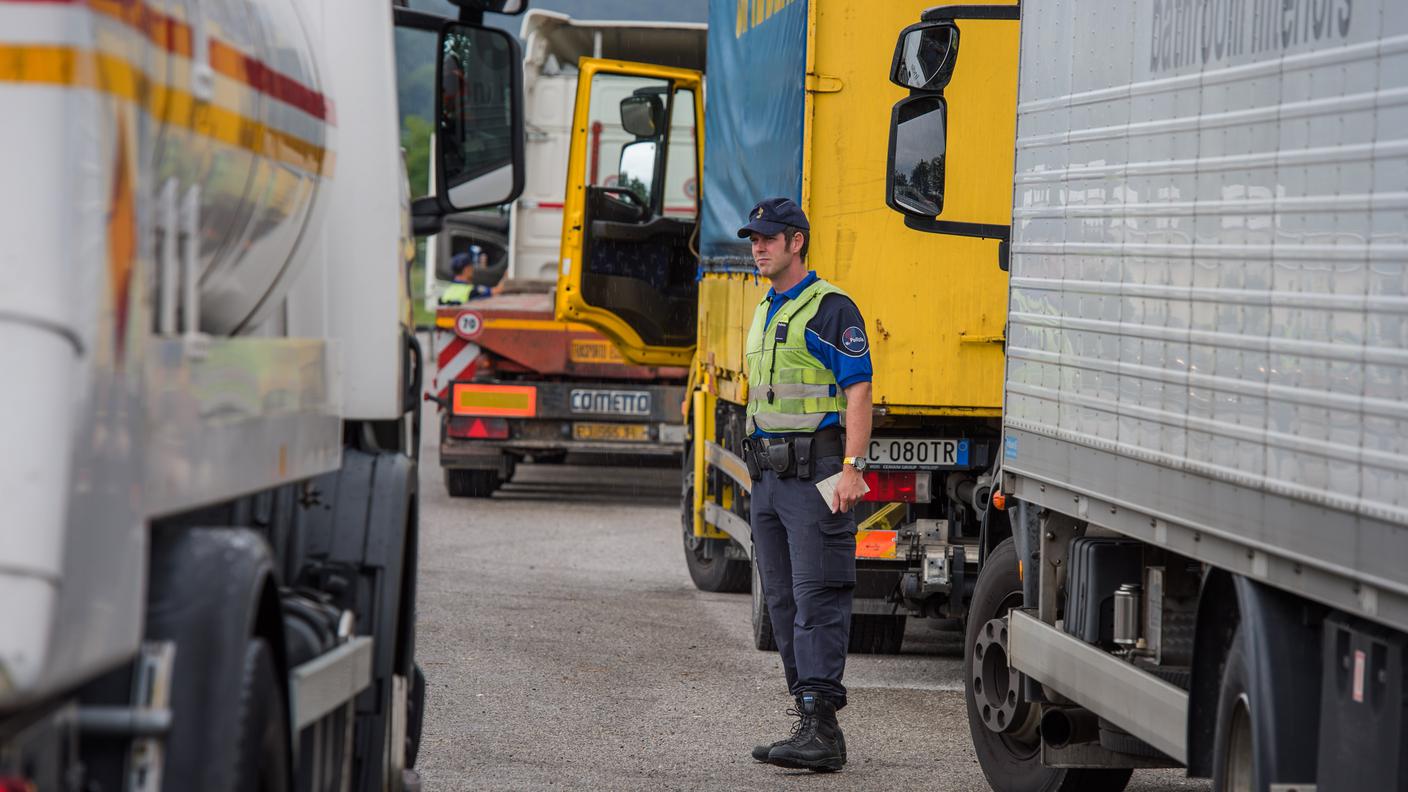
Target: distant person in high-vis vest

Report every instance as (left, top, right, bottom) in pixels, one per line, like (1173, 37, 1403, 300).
(438, 245, 490, 305)
(738, 197, 873, 773)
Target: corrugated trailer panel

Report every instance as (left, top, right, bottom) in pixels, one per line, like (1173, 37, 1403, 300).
(807, 0, 1016, 413)
(1005, 0, 1408, 629)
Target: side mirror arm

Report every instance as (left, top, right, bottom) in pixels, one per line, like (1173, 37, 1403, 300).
(411, 197, 445, 237)
(920, 4, 1020, 22)
(902, 216, 1011, 270)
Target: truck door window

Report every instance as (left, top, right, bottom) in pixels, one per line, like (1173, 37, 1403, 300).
(395, 26, 438, 197)
(577, 72, 698, 349)
(664, 88, 697, 221)
(587, 74, 670, 202)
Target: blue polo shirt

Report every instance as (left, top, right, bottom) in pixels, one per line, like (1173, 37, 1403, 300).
(755, 271, 873, 437)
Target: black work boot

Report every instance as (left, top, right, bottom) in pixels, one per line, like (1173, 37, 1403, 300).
(766, 693, 846, 772)
(751, 696, 804, 762)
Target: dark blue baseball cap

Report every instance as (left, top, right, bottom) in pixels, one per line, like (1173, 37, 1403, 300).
(737, 197, 810, 238)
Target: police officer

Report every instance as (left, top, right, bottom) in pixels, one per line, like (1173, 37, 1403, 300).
(438, 245, 490, 305)
(738, 197, 873, 773)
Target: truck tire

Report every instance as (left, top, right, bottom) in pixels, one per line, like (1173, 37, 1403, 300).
(1211, 624, 1263, 792)
(751, 556, 777, 651)
(1209, 614, 1316, 792)
(444, 468, 500, 498)
(966, 539, 1133, 792)
(849, 615, 906, 654)
(147, 528, 292, 792)
(680, 464, 750, 592)
(233, 638, 290, 792)
(405, 664, 426, 769)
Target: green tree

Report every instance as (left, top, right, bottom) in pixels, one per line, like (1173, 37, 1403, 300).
(620, 175, 650, 204)
(402, 114, 434, 197)
(910, 159, 931, 194)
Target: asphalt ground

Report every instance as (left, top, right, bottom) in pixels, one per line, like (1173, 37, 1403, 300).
(414, 444, 1212, 791)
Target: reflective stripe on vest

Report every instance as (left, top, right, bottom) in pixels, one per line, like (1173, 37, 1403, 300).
(439, 283, 472, 304)
(744, 278, 851, 435)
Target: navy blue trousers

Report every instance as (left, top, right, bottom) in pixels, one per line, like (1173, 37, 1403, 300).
(751, 455, 857, 708)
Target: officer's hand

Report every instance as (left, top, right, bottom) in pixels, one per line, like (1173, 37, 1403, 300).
(832, 466, 868, 513)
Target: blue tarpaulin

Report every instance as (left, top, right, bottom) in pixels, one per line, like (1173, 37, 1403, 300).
(700, 0, 809, 267)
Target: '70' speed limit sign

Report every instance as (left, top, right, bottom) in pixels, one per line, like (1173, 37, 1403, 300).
(455, 311, 482, 339)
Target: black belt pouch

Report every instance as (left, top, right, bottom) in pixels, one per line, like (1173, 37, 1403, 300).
(741, 438, 762, 481)
(765, 442, 794, 478)
(795, 437, 814, 480)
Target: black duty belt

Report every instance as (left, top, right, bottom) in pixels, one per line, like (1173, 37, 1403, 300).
(741, 427, 844, 481)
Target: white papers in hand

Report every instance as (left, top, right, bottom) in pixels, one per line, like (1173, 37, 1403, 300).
(814, 471, 870, 513)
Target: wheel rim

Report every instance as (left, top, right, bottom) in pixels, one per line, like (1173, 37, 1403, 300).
(975, 619, 1016, 731)
(1223, 696, 1254, 792)
(971, 590, 1040, 757)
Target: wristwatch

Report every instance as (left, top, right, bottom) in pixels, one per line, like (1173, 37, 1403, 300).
(843, 456, 868, 472)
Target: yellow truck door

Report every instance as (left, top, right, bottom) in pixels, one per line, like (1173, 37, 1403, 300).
(554, 58, 704, 368)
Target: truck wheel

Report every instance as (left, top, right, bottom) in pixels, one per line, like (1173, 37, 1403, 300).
(680, 465, 750, 592)
(966, 538, 1132, 792)
(444, 468, 500, 498)
(405, 664, 426, 769)
(233, 638, 290, 792)
(1210, 622, 1278, 789)
(849, 615, 906, 654)
(1216, 695, 1254, 792)
(751, 555, 777, 651)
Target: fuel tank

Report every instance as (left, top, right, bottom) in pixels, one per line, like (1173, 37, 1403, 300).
(163, 0, 332, 334)
(0, 0, 334, 707)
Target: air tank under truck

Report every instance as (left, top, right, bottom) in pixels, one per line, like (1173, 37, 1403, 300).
(0, 0, 526, 789)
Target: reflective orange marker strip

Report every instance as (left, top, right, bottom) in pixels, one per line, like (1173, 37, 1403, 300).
(451, 383, 537, 418)
(856, 530, 899, 560)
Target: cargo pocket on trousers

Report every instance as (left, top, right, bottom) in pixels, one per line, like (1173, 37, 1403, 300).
(819, 516, 857, 589)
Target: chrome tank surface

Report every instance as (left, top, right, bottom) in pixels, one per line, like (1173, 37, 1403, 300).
(165, 0, 330, 334)
(0, 0, 333, 708)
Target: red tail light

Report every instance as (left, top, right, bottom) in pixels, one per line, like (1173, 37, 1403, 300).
(862, 471, 932, 503)
(448, 416, 510, 440)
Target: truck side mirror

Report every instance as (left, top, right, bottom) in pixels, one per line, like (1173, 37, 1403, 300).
(437, 24, 525, 212)
(620, 94, 664, 139)
(617, 140, 658, 206)
(890, 21, 959, 91)
(886, 95, 947, 217)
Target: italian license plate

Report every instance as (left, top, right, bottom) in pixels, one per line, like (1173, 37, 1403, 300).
(569, 339, 626, 364)
(570, 388, 651, 416)
(868, 437, 970, 469)
(572, 422, 650, 442)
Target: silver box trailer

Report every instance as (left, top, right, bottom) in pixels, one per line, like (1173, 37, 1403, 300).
(886, 1, 1407, 789)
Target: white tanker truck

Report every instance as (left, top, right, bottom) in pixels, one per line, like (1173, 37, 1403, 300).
(0, 1, 525, 790)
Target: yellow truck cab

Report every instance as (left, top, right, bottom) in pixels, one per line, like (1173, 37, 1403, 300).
(555, 0, 1020, 654)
